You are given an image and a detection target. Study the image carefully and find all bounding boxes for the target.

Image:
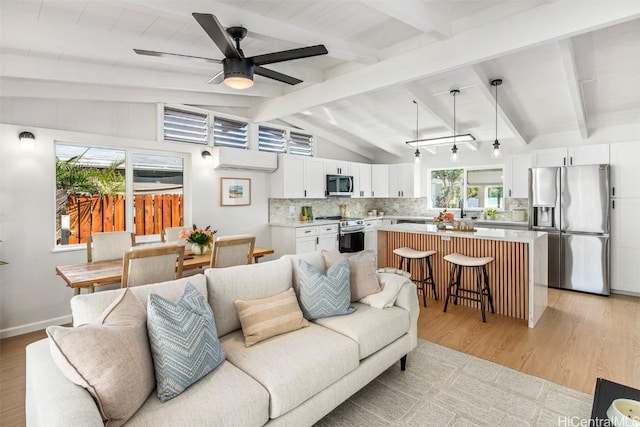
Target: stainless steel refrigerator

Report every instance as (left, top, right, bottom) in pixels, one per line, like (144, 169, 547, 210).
(529, 164, 610, 295)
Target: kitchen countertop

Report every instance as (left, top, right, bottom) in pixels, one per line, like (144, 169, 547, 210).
(270, 219, 340, 228)
(377, 223, 546, 243)
(270, 216, 529, 228)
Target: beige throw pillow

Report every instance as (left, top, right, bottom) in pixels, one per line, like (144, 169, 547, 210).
(47, 289, 155, 427)
(234, 288, 309, 347)
(322, 250, 381, 301)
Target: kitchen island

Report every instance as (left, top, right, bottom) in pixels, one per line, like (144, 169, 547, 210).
(377, 223, 548, 328)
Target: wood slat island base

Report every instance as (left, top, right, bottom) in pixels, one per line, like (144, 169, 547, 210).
(378, 224, 549, 327)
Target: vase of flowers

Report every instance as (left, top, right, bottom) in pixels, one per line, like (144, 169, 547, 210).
(179, 225, 217, 255)
(433, 210, 454, 229)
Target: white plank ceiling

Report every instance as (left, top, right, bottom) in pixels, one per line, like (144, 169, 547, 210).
(1, 0, 639, 161)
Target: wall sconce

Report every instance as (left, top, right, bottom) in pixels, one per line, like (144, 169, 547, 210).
(19, 131, 35, 153)
(201, 150, 212, 161)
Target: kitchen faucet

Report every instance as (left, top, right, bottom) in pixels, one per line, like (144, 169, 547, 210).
(459, 199, 464, 218)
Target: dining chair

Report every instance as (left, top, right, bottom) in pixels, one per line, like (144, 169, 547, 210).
(121, 244, 185, 288)
(86, 231, 136, 262)
(209, 235, 256, 268)
(161, 226, 187, 244)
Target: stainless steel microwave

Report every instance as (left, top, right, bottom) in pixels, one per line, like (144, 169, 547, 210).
(326, 175, 354, 196)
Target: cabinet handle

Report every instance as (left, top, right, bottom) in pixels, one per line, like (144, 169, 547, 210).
(570, 156, 573, 165)
(372, 191, 374, 197)
(316, 237, 319, 244)
(304, 190, 307, 197)
(612, 187, 615, 196)
(563, 157, 566, 166)
(509, 189, 512, 197)
(304, 230, 312, 234)
(612, 200, 615, 209)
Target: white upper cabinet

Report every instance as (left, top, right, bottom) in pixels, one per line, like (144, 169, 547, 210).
(324, 160, 351, 176)
(610, 142, 640, 198)
(504, 154, 531, 199)
(271, 154, 326, 199)
(568, 144, 609, 166)
(532, 144, 609, 167)
(351, 162, 371, 198)
(371, 164, 389, 198)
(388, 163, 414, 198)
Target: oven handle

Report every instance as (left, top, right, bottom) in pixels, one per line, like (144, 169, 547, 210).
(340, 229, 365, 235)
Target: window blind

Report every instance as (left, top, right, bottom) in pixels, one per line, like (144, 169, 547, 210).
(213, 117, 248, 149)
(163, 107, 208, 145)
(258, 126, 286, 153)
(289, 131, 313, 156)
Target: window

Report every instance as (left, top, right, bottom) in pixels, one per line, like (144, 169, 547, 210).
(429, 167, 504, 210)
(431, 169, 463, 209)
(258, 126, 286, 153)
(55, 143, 184, 246)
(289, 131, 313, 156)
(213, 117, 248, 149)
(163, 106, 208, 144)
(467, 168, 504, 209)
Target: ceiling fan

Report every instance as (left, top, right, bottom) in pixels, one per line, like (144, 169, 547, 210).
(134, 13, 328, 89)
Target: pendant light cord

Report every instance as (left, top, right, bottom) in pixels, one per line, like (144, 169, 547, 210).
(453, 90, 457, 149)
(495, 82, 498, 139)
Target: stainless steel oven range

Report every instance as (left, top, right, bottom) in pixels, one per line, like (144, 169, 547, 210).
(338, 218, 365, 253)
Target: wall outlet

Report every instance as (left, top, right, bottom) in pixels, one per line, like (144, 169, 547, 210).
(289, 205, 295, 213)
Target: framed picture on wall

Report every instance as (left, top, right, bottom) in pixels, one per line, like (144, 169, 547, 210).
(220, 178, 251, 206)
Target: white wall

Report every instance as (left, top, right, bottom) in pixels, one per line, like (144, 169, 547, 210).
(0, 98, 273, 337)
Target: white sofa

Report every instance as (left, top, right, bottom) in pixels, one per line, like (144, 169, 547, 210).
(26, 251, 419, 426)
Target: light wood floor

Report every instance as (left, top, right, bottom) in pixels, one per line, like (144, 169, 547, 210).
(1, 289, 639, 426)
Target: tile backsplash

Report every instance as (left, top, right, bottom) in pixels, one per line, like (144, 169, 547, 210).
(270, 197, 529, 222)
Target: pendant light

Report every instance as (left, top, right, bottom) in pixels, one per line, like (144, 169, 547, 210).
(412, 100, 420, 162)
(491, 78, 503, 159)
(450, 89, 460, 163)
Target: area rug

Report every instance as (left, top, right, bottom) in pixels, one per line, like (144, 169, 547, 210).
(316, 339, 592, 426)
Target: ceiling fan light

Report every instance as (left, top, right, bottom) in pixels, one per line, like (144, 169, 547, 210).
(223, 57, 254, 89)
(224, 76, 254, 89)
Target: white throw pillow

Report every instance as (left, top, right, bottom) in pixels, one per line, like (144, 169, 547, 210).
(359, 272, 410, 308)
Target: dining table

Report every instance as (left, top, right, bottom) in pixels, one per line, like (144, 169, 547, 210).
(56, 246, 274, 295)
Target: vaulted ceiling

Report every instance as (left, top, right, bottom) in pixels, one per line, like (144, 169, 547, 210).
(1, 0, 639, 161)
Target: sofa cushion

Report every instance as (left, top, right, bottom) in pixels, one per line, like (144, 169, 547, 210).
(314, 302, 410, 359)
(46, 289, 154, 427)
(282, 251, 327, 294)
(206, 257, 293, 336)
(71, 275, 208, 326)
(322, 250, 381, 301)
(235, 288, 309, 347)
(127, 361, 270, 427)
(297, 259, 355, 320)
(147, 283, 225, 402)
(220, 323, 359, 418)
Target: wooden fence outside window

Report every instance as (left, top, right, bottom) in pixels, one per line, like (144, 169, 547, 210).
(65, 194, 183, 244)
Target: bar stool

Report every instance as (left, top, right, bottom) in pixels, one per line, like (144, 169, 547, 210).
(393, 247, 438, 307)
(443, 253, 495, 322)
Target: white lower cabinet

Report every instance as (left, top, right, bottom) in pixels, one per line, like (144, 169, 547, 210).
(364, 219, 381, 252)
(271, 224, 338, 256)
(611, 198, 640, 294)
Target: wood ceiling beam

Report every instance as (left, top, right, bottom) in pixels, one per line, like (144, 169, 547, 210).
(119, 0, 379, 64)
(279, 115, 375, 161)
(252, 1, 640, 122)
(0, 77, 253, 108)
(467, 65, 528, 147)
(558, 39, 590, 139)
(361, 0, 451, 40)
(0, 54, 282, 98)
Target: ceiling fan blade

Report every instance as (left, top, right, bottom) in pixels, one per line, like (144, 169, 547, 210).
(192, 13, 242, 59)
(254, 66, 302, 85)
(133, 49, 221, 64)
(206, 70, 224, 85)
(250, 45, 328, 66)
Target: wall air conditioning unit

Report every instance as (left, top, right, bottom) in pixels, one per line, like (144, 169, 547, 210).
(211, 146, 278, 172)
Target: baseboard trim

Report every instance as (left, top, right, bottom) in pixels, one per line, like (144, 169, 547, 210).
(0, 315, 72, 339)
(611, 289, 640, 297)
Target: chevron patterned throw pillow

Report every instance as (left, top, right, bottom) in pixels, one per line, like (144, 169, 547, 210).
(147, 283, 225, 402)
(297, 259, 356, 320)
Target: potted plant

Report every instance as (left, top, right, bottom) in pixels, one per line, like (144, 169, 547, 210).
(485, 208, 498, 220)
(433, 210, 454, 229)
(179, 225, 217, 255)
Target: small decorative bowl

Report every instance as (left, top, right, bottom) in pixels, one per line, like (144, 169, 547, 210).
(607, 399, 640, 427)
